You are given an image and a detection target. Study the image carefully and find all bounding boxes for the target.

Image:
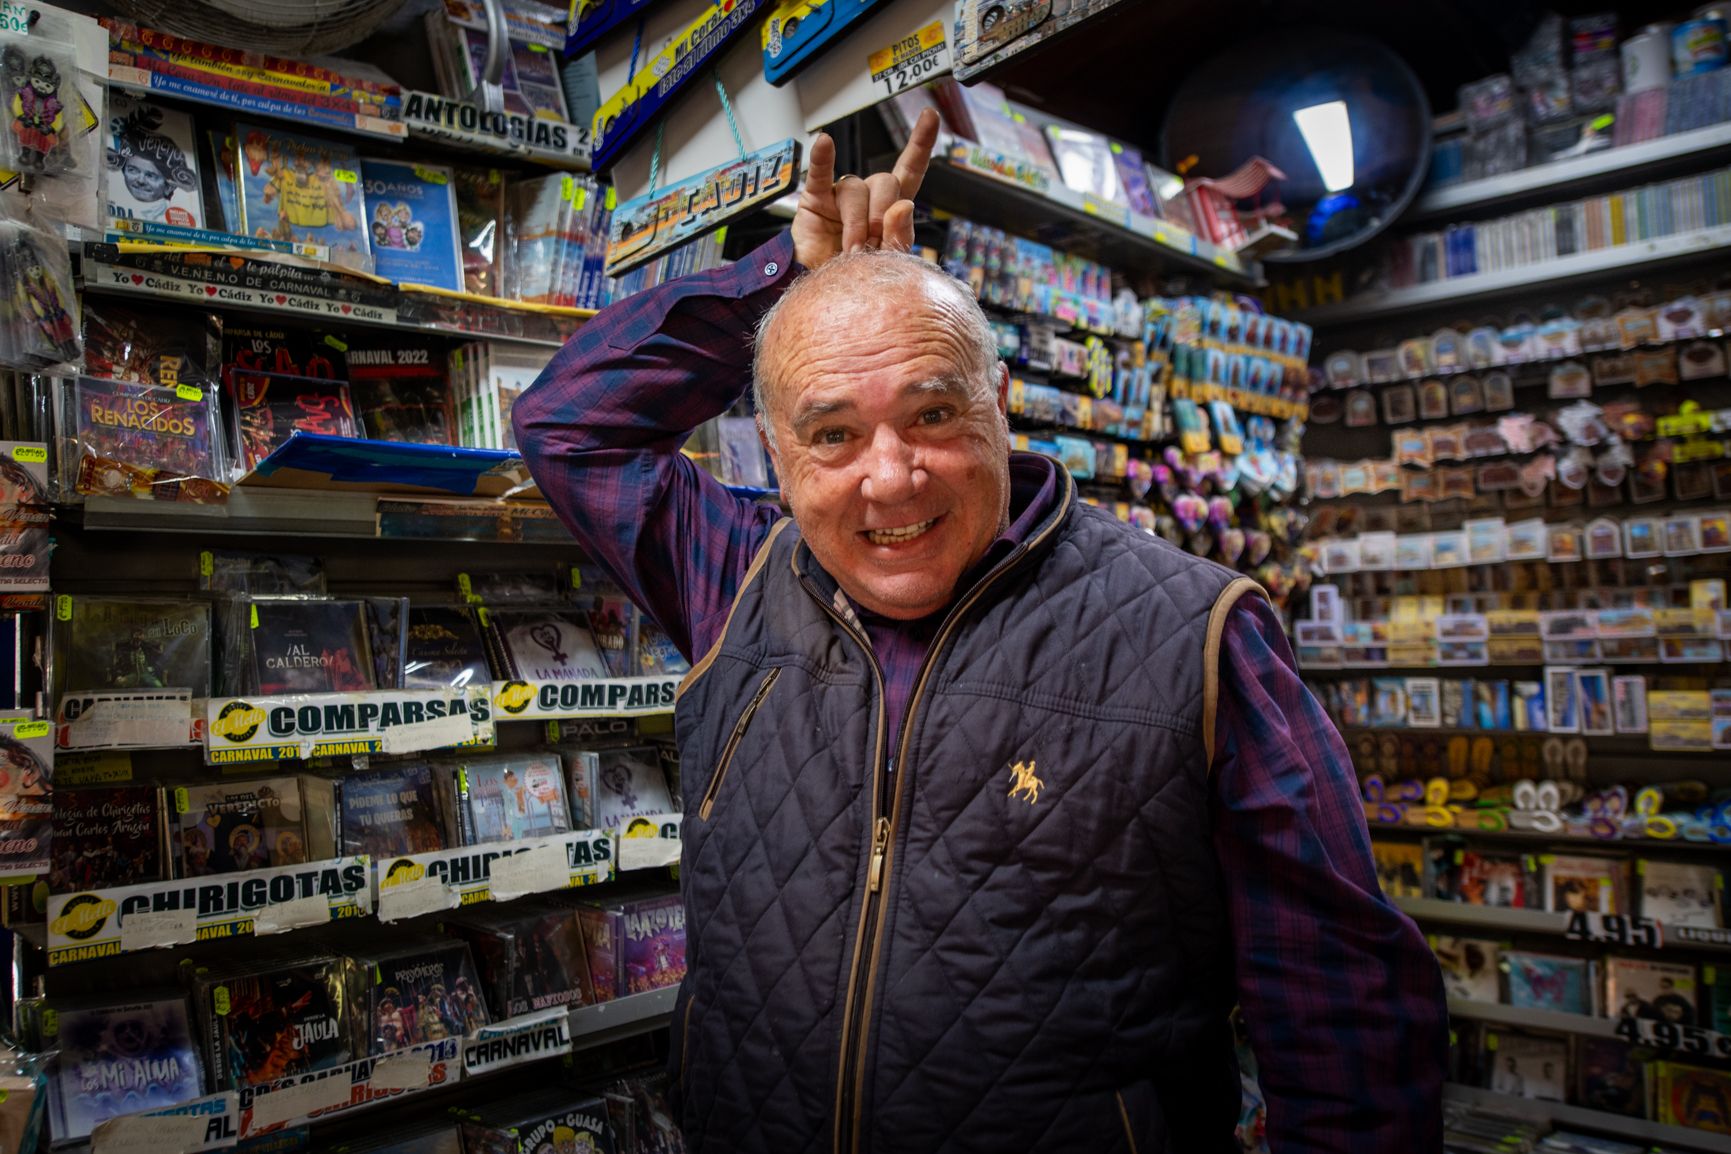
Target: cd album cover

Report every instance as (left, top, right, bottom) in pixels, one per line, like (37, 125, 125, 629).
(1458, 851, 1528, 908)
(1543, 854, 1625, 914)
(1575, 1038, 1645, 1118)
(1639, 859, 1723, 929)
(63, 596, 212, 695)
(1487, 1033, 1567, 1101)
(489, 609, 609, 682)
(1504, 951, 1593, 1015)
(1370, 840, 1424, 899)
(460, 754, 571, 845)
(362, 595, 409, 691)
(1653, 1061, 1731, 1133)
(356, 939, 489, 1054)
(207, 960, 353, 1089)
(338, 763, 445, 858)
(46, 994, 203, 1140)
(592, 746, 674, 830)
(459, 1093, 617, 1154)
(1606, 956, 1698, 1026)
(173, 777, 306, 878)
(249, 598, 376, 695)
(1433, 937, 1501, 1003)
(360, 159, 464, 292)
(73, 376, 222, 489)
(106, 91, 204, 228)
(234, 123, 371, 269)
(444, 905, 593, 1017)
(636, 619, 690, 676)
(346, 336, 454, 445)
(404, 605, 492, 690)
(227, 370, 360, 473)
(48, 785, 167, 892)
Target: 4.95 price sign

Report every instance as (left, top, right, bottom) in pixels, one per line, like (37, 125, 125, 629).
(1616, 1016, 1731, 1059)
(1564, 911, 1663, 949)
(868, 22, 950, 98)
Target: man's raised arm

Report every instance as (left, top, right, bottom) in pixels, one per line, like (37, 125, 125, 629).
(512, 113, 938, 660)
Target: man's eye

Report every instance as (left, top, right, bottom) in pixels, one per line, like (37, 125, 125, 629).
(919, 407, 951, 425)
(818, 428, 848, 445)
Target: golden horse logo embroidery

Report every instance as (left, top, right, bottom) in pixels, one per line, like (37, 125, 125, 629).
(1007, 759, 1044, 805)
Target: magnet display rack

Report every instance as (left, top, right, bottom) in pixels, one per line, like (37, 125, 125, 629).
(1298, 118, 1731, 1151)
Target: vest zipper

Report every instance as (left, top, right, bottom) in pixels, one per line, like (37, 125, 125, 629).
(698, 666, 781, 821)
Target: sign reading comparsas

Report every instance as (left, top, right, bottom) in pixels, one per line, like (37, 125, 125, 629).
(204, 686, 492, 763)
(46, 856, 372, 966)
(491, 676, 679, 720)
(605, 139, 799, 276)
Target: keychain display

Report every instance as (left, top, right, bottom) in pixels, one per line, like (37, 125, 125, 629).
(0, 219, 77, 369)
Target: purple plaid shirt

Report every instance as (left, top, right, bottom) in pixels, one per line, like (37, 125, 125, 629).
(516, 231, 1446, 1152)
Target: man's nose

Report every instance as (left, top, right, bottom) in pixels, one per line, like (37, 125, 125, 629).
(858, 424, 922, 504)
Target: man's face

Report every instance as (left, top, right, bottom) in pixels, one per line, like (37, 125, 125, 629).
(123, 156, 167, 203)
(763, 285, 1009, 621)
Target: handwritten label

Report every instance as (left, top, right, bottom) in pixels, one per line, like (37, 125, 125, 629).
(487, 842, 567, 901)
(376, 876, 458, 924)
(90, 1113, 212, 1153)
(868, 21, 950, 96)
(253, 894, 331, 936)
(379, 712, 476, 755)
(249, 1077, 350, 1130)
(118, 908, 195, 954)
(0, 2, 29, 35)
(370, 1052, 432, 1091)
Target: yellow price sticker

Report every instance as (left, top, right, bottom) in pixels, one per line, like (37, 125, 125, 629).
(324, 334, 350, 352)
(10, 445, 43, 463)
(176, 384, 203, 402)
(199, 551, 214, 578)
(175, 786, 190, 814)
(55, 595, 71, 622)
(333, 169, 359, 183)
(13, 721, 48, 740)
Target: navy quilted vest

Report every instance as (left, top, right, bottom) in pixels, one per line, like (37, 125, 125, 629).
(673, 466, 1258, 1154)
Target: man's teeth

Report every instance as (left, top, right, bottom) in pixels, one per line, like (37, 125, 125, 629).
(866, 519, 935, 545)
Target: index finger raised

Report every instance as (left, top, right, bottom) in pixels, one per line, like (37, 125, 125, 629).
(890, 107, 940, 200)
(805, 131, 837, 200)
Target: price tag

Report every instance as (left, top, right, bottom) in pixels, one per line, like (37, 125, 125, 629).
(90, 1113, 211, 1153)
(370, 1052, 431, 1091)
(0, 2, 30, 34)
(1616, 1015, 1731, 1059)
(868, 21, 950, 97)
(253, 895, 331, 936)
(119, 908, 195, 953)
(1565, 910, 1663, 949)
(175, 384, 203, 402)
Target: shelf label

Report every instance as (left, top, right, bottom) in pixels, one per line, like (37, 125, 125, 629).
(1616, 1016, 1731, 1059)
(376, 829, 612, 912)
(1564, 910, 1662, 949)
(204, 686, 491, 764)
(86, 259, 399, 326)
(90, 1092, 239, 1154)
(461, 1006, 573, 1077)
(58, 691, 197, 750)
(949, 143, 1053, 195)
(239, 1037, 458, 1137)
(605, 138, 799, 277)
(375, 874, 459, 924)
(868, 21, 950, 97)
(46, 856, 372, 966)
(399, 90, 589, 164)
(490, 677, 679, 721)
(617, 813, 682, 872)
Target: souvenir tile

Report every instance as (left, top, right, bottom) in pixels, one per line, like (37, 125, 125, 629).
(1382, 384, 1417, 425)
(1418, 379, 1450, 420)
(1482, 371, 1515, 412)
(1450, 375, 1485, 415)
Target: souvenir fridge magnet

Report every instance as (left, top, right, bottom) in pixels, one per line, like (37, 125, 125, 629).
(1344, 390, 1377, 427)
(1623, 516, 1661, 558)
(1482, 372, 1515, 412)
(1547, 361, 1592, 399)
(1429, 328, 1466, 371)
(1584, 517, 1623, 559)
(1361, 349, 1400, 384)
(1418, 379, 1450, 420)
(1449, 375, 1485, 415)
(1323, 350, 1361, 388)
(1697, 510, 1731, 552)
(1397, 338, 1431, 378)
(1677, 340, 1726, 380)
(1465, 326, 1501, 369)
(1381, 384, 1416, 425)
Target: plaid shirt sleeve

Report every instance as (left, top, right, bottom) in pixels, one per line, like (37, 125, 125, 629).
(1212, 595, 1448, 1153)
(512, 232, 800, 660)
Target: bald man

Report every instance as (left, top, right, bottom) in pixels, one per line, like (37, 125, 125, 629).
(515, 114, 1446, 1154)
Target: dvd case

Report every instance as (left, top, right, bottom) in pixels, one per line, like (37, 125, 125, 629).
(1504, 951, 1594, 1015)
(487, 608, 609, 682)
(441, 903, 594, 1018)
(351, 938, 489, 1053)
(404, 605, 492, 690)
(58, 596, 212, 696)
(458, 754, 571, 845)
(1639, 859, 1724, 929)
(362, 595, 409, 691)
(44, 993, 203, 1140)
(591, 746, 674, 831)
(172, 777, 307, 878)
(1653, 1061, 1731, 1132)
(360, 159, 465, 292)
(1605, 956, 1698, 1026)
(338, 763, 446, 858)
(198, 958, 355, 1089)
(233, 123, 371, 271)
(1486, 1032, 1568, 1101)
(106, 91, 204, 229)
(1433, 936, 1502, 1003)
(572, 890, 685, 1003)
(48, 785, 167, 892)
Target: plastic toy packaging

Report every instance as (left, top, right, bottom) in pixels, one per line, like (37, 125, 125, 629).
(0, 41, 77, 177)
(0, 216, 78, 370)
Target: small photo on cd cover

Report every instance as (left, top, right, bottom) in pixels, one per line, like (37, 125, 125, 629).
(1370, 840, 1424, 899)
(173, 777, 306, 878)
(357, 938, 489, 1054)
(48, 785, 167, 892)
(1504, 951, 1593, 1015)
(592, 746, 675, 830)
(208, 959, 353, 1088)
(360, 159, 465, 292)
(106, 91, 204, 229)
(1433, 937, 1502, 1003)
(1606, 956, 1698, 1026)
(488, 608, 609, 682)
(1543, 854, 1624, 914)
(45, 994, 203, 1141)
(249, 598, 376, 695)
(1487, 1032, 1568, 1101)
(460, 754, 571, 845)
(1639, 860, 1723, 929)
(345, 335, 454, 445)
(62, 596, 212, 695)
(404, 605, 491, 690)
(1459, 851, 1528, 908)
(1575, 1038, 1645, 1118)
(234, 123, 371, 270)
(227, 369, 360, 474)
(338, 763, 446, 858)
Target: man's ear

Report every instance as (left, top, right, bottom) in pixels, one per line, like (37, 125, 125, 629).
(995, 362, 1010, 415)
(756, 413, 777, 466)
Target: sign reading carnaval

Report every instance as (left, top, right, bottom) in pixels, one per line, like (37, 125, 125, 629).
(203, 686, 492, 764)
(761, 0, 889, 84)
(589, 0, 765, 172)
(46, 855, 372, 966)
(605, 139, 800, 275)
